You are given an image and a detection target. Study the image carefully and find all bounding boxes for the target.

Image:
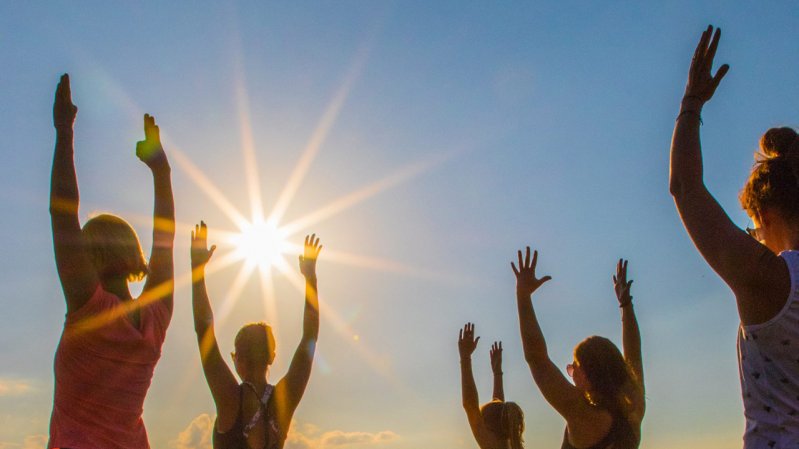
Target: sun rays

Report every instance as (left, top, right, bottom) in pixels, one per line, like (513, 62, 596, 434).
(71, 40, 453, 398)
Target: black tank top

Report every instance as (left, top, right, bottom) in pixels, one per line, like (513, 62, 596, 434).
(560, 415, 636, 449)
(213, 383, 283, 449)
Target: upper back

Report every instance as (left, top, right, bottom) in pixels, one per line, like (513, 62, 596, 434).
(739, 250, 799, 447)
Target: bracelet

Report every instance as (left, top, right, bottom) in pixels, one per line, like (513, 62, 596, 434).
(619, 300, 633, 308)
(676, 109, 702, 125)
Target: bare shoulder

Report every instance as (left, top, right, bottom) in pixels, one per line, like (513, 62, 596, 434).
(737, 249, 791, 326)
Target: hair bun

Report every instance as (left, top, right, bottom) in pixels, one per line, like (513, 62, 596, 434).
(760, 127, 799, 159)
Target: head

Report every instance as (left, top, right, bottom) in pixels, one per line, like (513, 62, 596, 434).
(740, 127, 799, 252)
(480, 400, 524, 449)
(573, 336, 638, 415)
(233, 322, 276, 379)
(81, 214, 147, 282)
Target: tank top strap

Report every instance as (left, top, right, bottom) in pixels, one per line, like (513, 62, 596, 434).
(241, 382, 275, 439)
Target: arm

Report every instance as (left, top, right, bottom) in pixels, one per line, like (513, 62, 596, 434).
(512, 247, 587, 420)
(138, 114, 176, 315)
(459, 323, 492, 448)
(50, 74, 99, 313)
(669, 26, 788, 325)
(613, 259, 645, 418)
(191, 222, 240, 431)
(490, 341, 504, 401)
(274, 235, 322, 432)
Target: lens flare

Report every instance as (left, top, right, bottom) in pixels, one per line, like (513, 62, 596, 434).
(228, 219, 290, 271)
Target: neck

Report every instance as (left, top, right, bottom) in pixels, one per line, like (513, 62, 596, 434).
(241, 369, 269, 386)
(101, 276, 132, 300)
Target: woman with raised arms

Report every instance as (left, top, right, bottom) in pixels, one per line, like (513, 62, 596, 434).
(48, 74, 175, 448)
(459, 323, 526, 449)
(190, 222, 321, 449)
(670, 25, 799, 447)
(513, 250, 644, 449)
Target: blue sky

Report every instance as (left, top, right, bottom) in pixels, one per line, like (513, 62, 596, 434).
(1, 1, 798, 448)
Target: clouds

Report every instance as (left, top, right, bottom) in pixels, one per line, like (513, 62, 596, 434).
(0, 434, 48, 449)
(286, 423, 399, 449)
(172, 414, 213, 449)
(172, 415, 398, 449)
(0, 379, 33, 397)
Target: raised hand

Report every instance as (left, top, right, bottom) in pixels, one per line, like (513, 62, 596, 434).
(613, 258, 634, 307)
(191, 221, 216, 269)
(458, 322, 480, 359)
(299, 234, 322, 279)
(684, 25, 729, 105)
(53, 74, 77, 129)
(490, 341, 503, 374)
(136, 114, 168, 170)
(511, 246, 552, 297)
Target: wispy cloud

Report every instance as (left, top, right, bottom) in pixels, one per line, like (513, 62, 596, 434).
(286, 422, 399, 449)
(0, 434, 48, 449)
(173, 415, 399, 449)
(0, 379, 33, 397)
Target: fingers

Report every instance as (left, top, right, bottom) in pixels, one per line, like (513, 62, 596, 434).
(690, 26, 711, 76)
(705, 27, 721, 66)
(143, 113, 160, 140)
(517, 250, 523, 270)
(710, 63, 730, 92)
(525, 246, 531, 268)
(511, 262, 519, 275)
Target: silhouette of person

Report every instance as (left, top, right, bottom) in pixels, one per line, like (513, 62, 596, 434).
(670, 25, 799, 447)
(512, 249, 644, 449)
(459, 323, 526, 449)
(190, 222, 321, 449)
(48, 74, 176, 448)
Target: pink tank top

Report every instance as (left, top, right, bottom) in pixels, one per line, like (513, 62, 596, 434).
(48, 285, 171, 449)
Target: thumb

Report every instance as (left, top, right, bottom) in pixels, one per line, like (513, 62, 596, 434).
(209, 245, 217, 258)
(541, 275, 552, 284)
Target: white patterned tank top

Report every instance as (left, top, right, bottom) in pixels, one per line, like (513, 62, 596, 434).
(739, 250, 799, 449)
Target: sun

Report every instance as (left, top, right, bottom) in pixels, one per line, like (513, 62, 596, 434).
(227, 218, 291, 271)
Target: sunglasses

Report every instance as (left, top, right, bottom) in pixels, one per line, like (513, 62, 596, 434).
(566, 362, 577, 378)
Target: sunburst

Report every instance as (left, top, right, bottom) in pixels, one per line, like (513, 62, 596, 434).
(71, 41, 455, 401)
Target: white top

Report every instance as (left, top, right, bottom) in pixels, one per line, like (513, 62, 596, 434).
(739, 250, 799, 449)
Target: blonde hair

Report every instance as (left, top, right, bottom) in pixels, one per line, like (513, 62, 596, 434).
(480, 400, 525, 449)
(81, 214, 147, 282)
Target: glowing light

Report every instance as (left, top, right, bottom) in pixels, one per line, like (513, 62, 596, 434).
(227, 219, 291, 271)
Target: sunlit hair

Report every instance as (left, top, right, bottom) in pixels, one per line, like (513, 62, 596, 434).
(480, 400, 524, 449)
(740, 127, 799, 219)
(574, 336, 641, 449)
(234, 322, 276, 371)
(81, 214, 147, 282)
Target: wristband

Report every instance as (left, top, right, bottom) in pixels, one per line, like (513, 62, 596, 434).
(676, 109, 702, 125)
